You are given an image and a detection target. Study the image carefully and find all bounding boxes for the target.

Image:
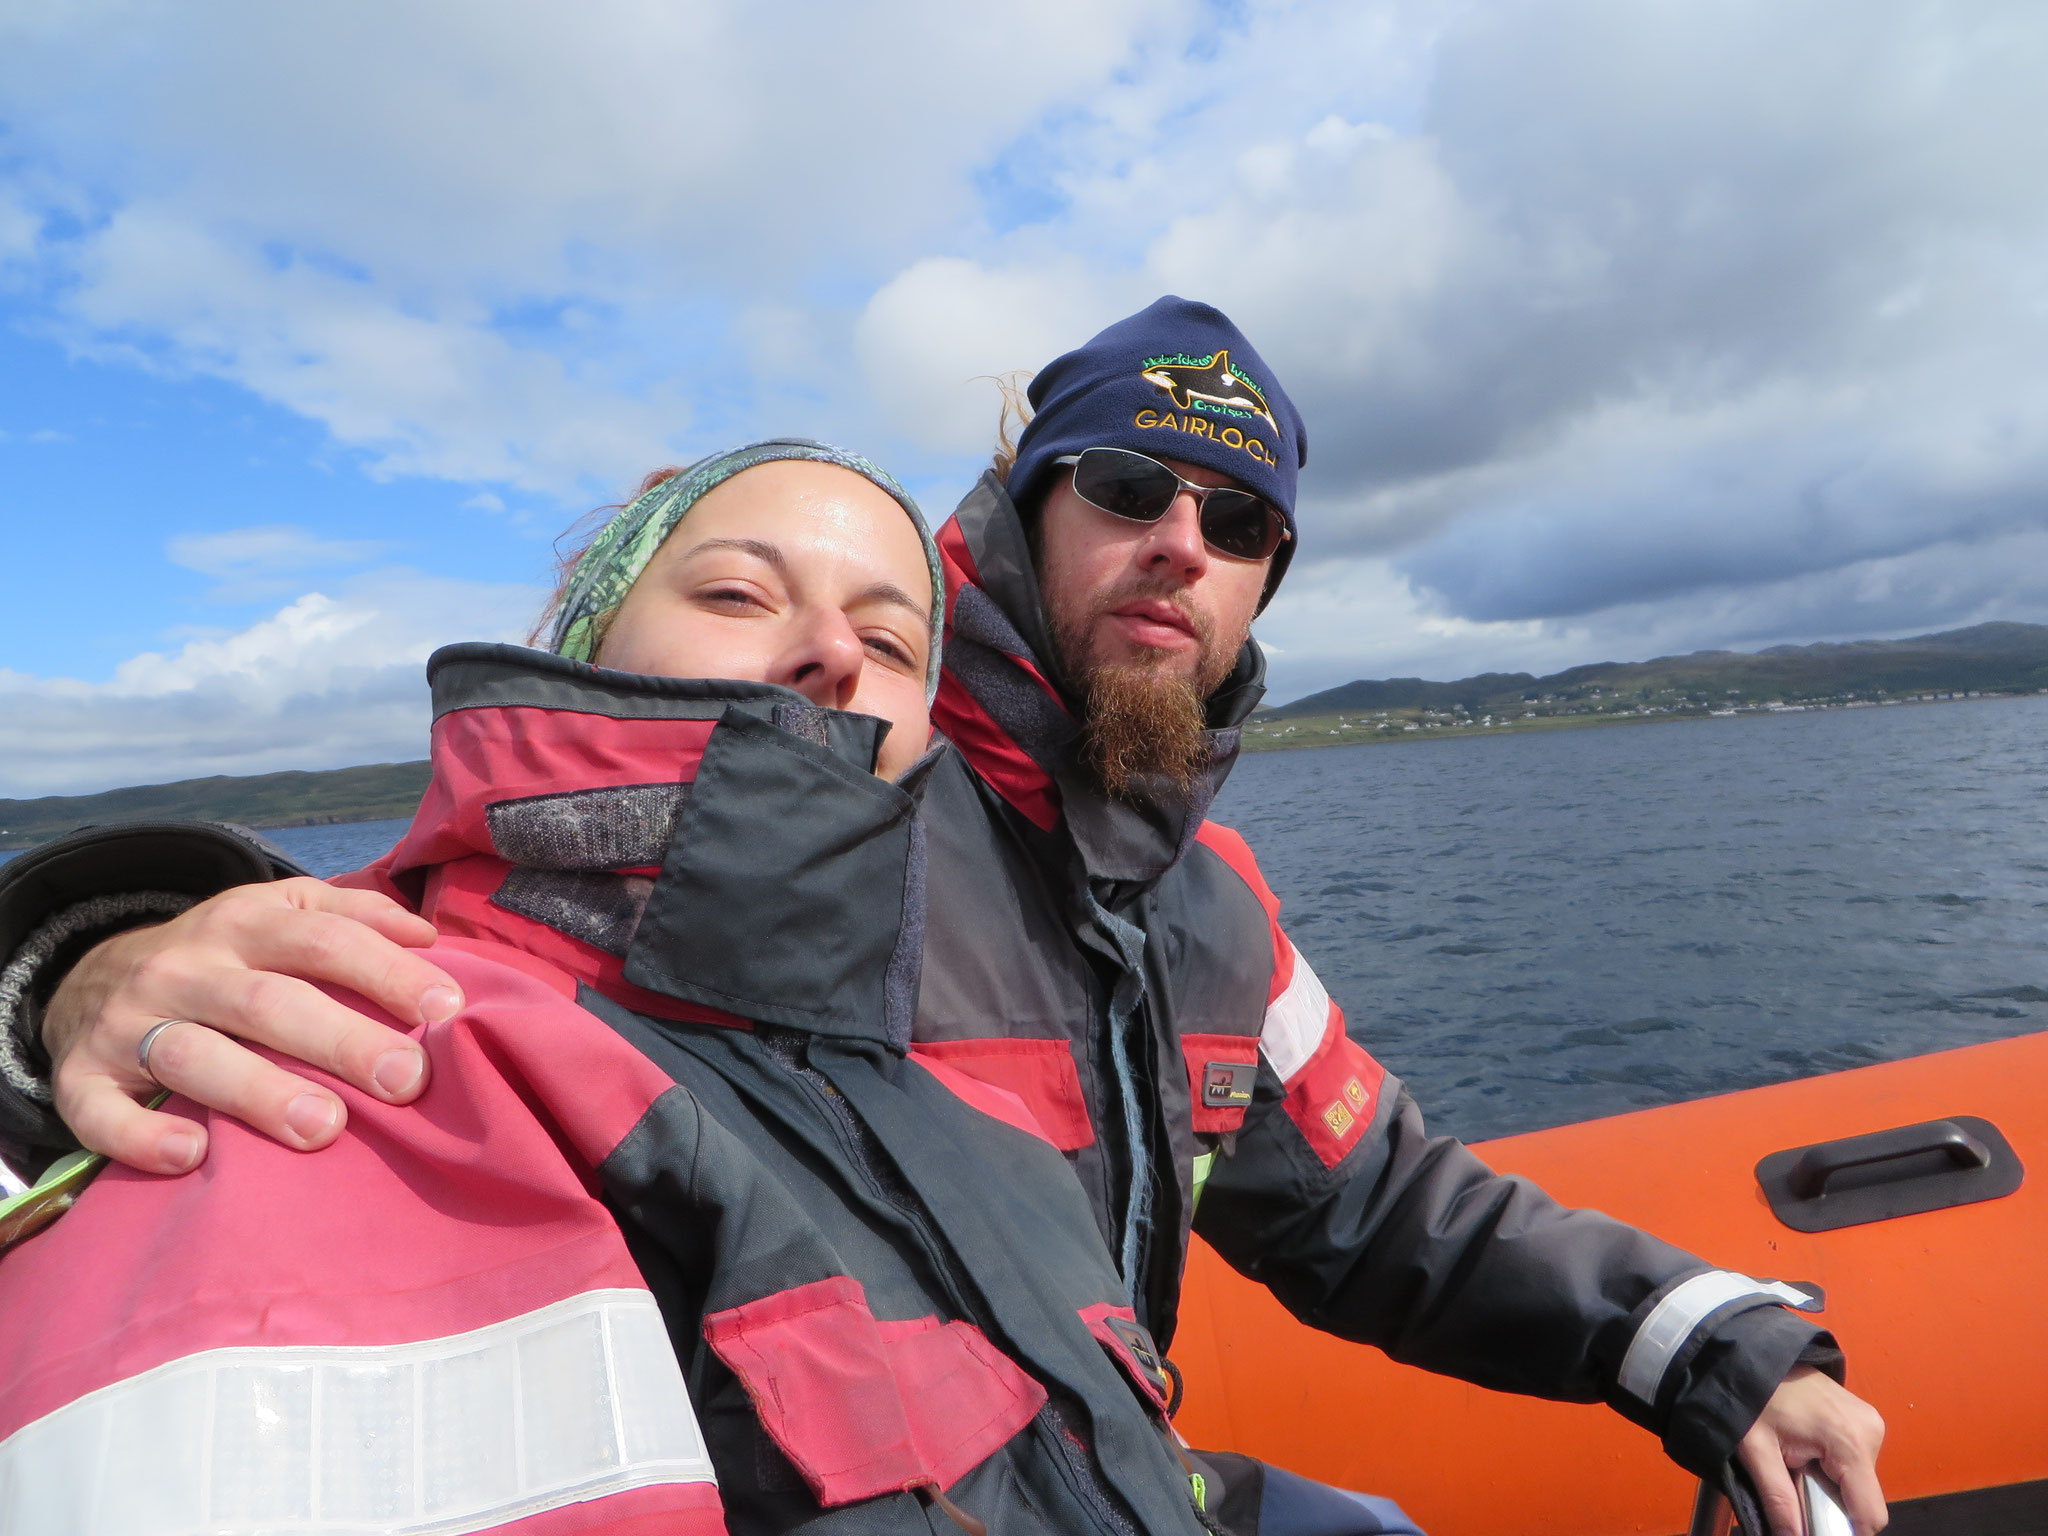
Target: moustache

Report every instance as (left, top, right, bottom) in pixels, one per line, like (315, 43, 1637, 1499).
(1087, 579, 1217, 649)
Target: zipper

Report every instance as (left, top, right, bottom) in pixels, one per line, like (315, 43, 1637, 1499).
(1034, 1393, 1144, 1536)
(767, 1029, 1154, 1536)
(760, 1030, 946, 1280)
(1085, 896, 1159, 1303)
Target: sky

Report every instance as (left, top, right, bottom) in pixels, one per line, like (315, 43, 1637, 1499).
(3, 0, 2046, 796)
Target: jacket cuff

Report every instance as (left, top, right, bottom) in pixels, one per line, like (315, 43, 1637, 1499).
(1653, 1300, 1835, 1476)
(3, 889, 199, 1076)
(0, 822, 302, 1158)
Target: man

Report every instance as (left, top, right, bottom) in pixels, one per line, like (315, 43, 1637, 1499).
(0, 299, 1885, 1536)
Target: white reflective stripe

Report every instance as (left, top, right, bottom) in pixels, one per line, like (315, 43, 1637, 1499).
(1618, 1271, 1818, 1405)
(1260, 943, 1332, 1084)
(0, 1287, 714, 1536)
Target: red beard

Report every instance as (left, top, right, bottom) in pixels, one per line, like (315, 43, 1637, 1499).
(1047, 576, 1247, 799)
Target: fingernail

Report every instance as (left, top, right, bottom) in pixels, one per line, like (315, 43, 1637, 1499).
(373, 1048, 424, 1098)
(419, 985, 463, 1023)
(161, 1131, 201, 1173)
(285, 1093, 340, 1145)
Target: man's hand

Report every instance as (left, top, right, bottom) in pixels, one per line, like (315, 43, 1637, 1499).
(45, 878, 460, 1174)
(1737, 1365, 1887, 1536)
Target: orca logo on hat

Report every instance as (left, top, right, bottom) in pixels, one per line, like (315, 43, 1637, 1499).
(1140, 349, 1278, 431)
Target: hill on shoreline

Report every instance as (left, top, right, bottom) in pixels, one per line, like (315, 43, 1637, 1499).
(0, 761, 432, 851)
(1262, 621, 2048, 719)
(9, 623, 2047, 848)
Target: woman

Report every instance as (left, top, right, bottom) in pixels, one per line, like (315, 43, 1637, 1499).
(0, 442, 1211, 1536)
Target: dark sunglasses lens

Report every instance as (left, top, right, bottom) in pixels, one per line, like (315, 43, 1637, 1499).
(1073, 450, 1177, 521)
(1200, 491, 1284, 560)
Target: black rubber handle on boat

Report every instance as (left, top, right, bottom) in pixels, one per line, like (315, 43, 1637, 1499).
(1788, 1118, 1990, 1200)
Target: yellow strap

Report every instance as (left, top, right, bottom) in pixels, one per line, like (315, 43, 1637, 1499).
(1188, 1472, 1208, 1512)
(1190, 1149, 1217, 1213)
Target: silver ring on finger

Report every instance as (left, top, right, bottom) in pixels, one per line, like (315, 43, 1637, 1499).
(137, 1019, 196, 1086)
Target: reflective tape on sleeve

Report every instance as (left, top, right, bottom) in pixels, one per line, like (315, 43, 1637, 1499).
(0, 1287, 715, 1535)
(1260, 944, 1331, 1084)
(1618, 1270, 1820, 1405)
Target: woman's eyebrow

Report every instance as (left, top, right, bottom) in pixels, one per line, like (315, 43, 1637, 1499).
(854, 582, 935, 634)
(680, 536, 786, 569)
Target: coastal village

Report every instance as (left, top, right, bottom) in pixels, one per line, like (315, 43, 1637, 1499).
(1242, 684, 2028, 752)
(1239, 620, 2048, 752)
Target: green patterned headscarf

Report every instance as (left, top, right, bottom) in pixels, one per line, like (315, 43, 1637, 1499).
(547, 438, 946, 699)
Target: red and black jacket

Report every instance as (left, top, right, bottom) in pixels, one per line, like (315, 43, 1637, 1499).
(917, 473, 1839, 1476)
(0, 650, 1210, 1536)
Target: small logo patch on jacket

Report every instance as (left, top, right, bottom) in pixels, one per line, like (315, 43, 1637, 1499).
(1322, 1102, 1355, 1135)
(1202, 1061, 1257, 1109)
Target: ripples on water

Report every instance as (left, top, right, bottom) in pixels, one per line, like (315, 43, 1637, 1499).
(1213, 696, 2048, 1141)
(18, 698, 2047, 1143)
(259, 818, 414, 877)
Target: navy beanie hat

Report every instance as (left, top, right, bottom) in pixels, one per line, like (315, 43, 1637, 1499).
(1008, 295, 1308, 605)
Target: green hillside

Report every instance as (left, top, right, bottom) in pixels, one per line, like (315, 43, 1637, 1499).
(1247, 621, 2048, 750)
(0, 761, 432, 850)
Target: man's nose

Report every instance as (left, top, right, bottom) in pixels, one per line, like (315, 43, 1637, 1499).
(1136, 492, 1211, 579)
(775, 610, 864, 710)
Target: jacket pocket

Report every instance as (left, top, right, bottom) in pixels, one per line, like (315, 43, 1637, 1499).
(704, 1275, 1047, 1506)
(909, 1038, 1095, 1151)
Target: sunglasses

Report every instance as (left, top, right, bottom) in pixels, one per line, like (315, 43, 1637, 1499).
(1054, 448, 1291, 562)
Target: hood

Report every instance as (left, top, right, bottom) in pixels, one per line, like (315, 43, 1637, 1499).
(930, 472, 1266, 886)
(365, 643, 933, 1048)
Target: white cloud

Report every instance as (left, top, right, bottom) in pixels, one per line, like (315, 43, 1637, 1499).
(863, 0, 2048, 672)
(1256, 526, 2048, 704)
(1, 0, 1182, 294)
(0, 572, 543, 796)
(1384, 360, 2048, 623)
(1241, 1, 2048, 619)
(4, 0, 2048, 696)
(0, 192, 34, 264)
(855, 256, 1122, 454)
(168, 525, 387, 578)
(1, 0, 1185, 498)
(63, 206, 693, 497)
(1254, 556, 1563, 700)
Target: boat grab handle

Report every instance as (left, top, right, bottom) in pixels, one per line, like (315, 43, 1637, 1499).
(1756, 1113, 2023, 1232)
(1788, 1119, 1990, 1199)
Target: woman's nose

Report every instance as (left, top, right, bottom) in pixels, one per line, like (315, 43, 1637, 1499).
(775, 609, 864, 710)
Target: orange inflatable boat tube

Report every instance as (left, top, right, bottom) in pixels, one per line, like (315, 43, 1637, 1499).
(1171, 1030, 2048, 1535)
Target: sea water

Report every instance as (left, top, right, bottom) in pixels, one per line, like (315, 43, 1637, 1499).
(1215, 694, 2048, 1139)
(12, 696, 2046, 1142)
